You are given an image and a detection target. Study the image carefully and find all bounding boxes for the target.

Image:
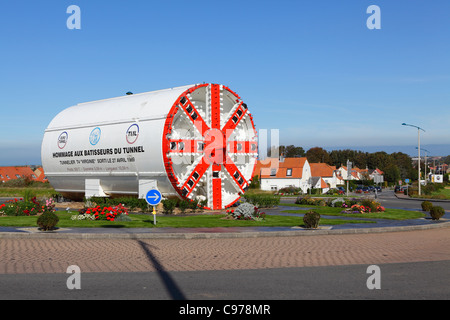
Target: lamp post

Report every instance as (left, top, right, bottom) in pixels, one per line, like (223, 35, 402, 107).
(402, 123, 425, 196)
(416, 147, 430, 185)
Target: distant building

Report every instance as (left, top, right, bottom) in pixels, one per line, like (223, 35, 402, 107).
(0, 166, 47, 183)
(253, 157, 311, 193)
(310, 163, 337, 190)
(252, 157, 385, 193)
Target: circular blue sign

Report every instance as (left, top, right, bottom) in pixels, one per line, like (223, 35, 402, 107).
(145, 189, 162, 206)
(89, 127, 101, 146)
(126, 124, 139, 144)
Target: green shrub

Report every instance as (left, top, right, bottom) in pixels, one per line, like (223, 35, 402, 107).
(162, 199, 177, 214)
(37, 212, 59, 231)
(429, 206, 445, 220)
(303, 210, 321, 229)
(178, 199, 190, 214)
(189, 199, 199, 212)
(421, 201, 433, 212)
(242, 194, 280, 208)
(295, 195, 310, 205)
(333, 201, 343, 208)
(87, 196, 148, 212)
(278, 186, 300, 194)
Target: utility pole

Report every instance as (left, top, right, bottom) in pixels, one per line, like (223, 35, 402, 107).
(402, 123, 425, 196)
(346, 160, 352, 196)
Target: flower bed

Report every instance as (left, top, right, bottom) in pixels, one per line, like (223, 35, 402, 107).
(341, 203, 385, 214)
(74, 203, 129, 222)
(295, 195, 386, 214)
(0, 197, 55, 216)
(226, 203, 266, 221)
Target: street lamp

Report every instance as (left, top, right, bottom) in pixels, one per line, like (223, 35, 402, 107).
(416, 147, 430, 185)
(402, 123, 425, 196)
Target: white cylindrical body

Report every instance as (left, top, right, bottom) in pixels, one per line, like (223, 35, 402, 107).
(41, 84, 258, 209)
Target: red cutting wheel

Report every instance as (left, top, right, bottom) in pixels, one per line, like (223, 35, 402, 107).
(162, 83, 258, 209)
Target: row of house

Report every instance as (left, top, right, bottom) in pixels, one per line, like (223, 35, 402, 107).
(0, 166, 48, 183)
(253, 157, 384, 193)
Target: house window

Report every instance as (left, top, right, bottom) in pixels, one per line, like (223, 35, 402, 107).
(270, 185, 277, 191)
(270, 168, 276, 176)
(15, 174, 21, 178)
(286, 168, 292, 176)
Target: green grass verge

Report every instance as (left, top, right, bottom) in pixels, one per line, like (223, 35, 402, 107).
(279, 203, 426, 220)
(0, 212, 374, 229)
(0, 187, 56, 198)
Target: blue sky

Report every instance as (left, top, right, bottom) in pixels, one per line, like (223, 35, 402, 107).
(0, 0, 449, 165)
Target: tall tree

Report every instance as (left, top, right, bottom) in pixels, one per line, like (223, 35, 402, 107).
(283, 145, 305, 158)
(306, 147, 330, 163)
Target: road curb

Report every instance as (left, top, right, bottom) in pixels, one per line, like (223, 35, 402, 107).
(1, 220, 449, 240)
(394, 194, 450, 203)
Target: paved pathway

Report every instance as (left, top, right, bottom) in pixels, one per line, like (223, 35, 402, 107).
(1, 227, 449, 274)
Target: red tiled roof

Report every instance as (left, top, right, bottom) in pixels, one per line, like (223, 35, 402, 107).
(0, 166, 45, 183)
(33, 167, 48, 182)
(310, 163, 335, 178)
(254, 157, 308, 179)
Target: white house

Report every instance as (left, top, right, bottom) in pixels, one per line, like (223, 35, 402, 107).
(337, 165, 362, 180)
(254, 157, 311, 193)
(310, 163, 338, 190)
(310, 177, 329, 193)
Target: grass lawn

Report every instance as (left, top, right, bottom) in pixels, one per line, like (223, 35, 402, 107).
(427, 188, 450, 200)
(280, 203, 426, 220)
(410, 186, 450, 200)
(0, 211, 374, 229)
(0, 187, 56, 198)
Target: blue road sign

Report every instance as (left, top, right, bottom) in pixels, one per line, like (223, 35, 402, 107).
(145, 189, 162, 206)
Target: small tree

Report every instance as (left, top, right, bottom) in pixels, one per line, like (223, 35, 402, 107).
(303, 210, 321, 229)
(421, 201, 433, 212)
(429, 206, 445, 220)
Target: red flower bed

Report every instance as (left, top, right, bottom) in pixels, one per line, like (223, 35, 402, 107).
(85, 203, 129, 221)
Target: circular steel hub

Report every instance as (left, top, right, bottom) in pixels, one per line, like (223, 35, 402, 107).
(162, 84, 258, 209)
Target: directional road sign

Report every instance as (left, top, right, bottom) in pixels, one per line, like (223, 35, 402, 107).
(145, 189, 162, 206)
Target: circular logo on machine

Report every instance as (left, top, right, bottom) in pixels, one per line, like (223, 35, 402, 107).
(89, 127, 101, 146)
(126, 124, 139, 144)
(57, 131, 68, 149)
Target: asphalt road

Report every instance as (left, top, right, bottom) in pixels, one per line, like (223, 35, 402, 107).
(281, 189, 450, 211)
(377, 190, 450, 211)
(1, 260, 448, 301)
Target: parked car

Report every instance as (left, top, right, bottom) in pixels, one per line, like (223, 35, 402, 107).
(374, 186, 382, 192)
(394, 185, 402, 193)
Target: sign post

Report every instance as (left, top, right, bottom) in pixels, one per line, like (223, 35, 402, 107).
(145, 189, 162, 225)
